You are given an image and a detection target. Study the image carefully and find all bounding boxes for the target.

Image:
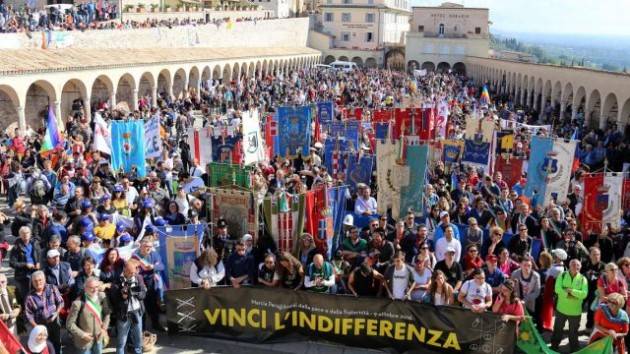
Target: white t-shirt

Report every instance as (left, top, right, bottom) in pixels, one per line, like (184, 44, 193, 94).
(434, 237, 462, 262)
(461, 280, 492, 309)
(392, 266, 410, 300)
(411, 268, 432, 301)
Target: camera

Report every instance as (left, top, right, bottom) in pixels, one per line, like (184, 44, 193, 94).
(122, 279, 141, 297)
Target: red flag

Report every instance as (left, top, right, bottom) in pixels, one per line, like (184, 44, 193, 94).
(420, 107, 436, 141)
(372, 109, 392, 123)
(581, 174, 604, 235)
(264, 115, 276, 159)
(393, 108, 409, 139)
(494, 157, 523, 188)
(231, 139, 242, 165)
(623, 177, 630, 212)
(0, 319, 24, 354)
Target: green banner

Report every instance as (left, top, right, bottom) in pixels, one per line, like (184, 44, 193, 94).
(207, 162, 252, 189)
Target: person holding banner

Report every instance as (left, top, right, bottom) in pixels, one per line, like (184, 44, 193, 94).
(458, 269, 493, 313)
(305, 254, 336, 294)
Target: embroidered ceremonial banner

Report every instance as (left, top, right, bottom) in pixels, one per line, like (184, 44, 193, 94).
(326, 120, 360, 151)
(374, 122, 390, 140)
(376, 139, 400, 216)
(242, 109, 265, 165)
(582, 174, 604, 234)
(264, 114, 276, 159)
(277, 106, 312, 158)
(465, 116, 494, 143)
(602, 173, 623, 229)
(209, 188, 257, 241)
(144, 117, 162, 159)
(212, 136, 240, 163)
(156, 224, 203, 289)
(111, 120, 146, 177)
(494, 157, 524, 189)
(316, 101, 334, 124)
(323, 137, 353, 180)
(442, 139, 464, 165)
(345, 153, 374, 192)
(623, 177, 630, 212)
(462, 138, 491, 169)
(419, 108, 436, 141)
(542, 139, 577, 205)
(399, 145, 429, 216)
(188, 126, 213, 167)
(372, 109, 392, 123)
(524, 136, 554, 206)
(207, 163, 252, 189)
(436, 100, 449, 138)
(263, 192, 306, 253)
(328, 185, 349, 254)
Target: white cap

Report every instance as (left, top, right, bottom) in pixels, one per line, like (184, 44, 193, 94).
(439, 211, 449, 219)
(445, 246, 456, 254)
(47, 249, 60, 258)
(343, 214, 354, 226)
(242, 234, 253, 242)
(551, 249, 568, 261)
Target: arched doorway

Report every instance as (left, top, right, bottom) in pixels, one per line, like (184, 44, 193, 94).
(602, 93, 618, 127)
(25, 80, 56, 129)
(365, 57, 377, 68)
(172, 68, 187, 100)
(586, 89, 601, 128)
(116, 74, 136, 109)
(60, 79, 88, 121)
(421, 61, 435, 72)
(157, 69, 172, 99)
(188, 67, 200, 95)
(351, 57, 363, 68)
(222, 63, 231, 82)
(90, 75, 113, 111)
(324, 55, 335, 64)
(452, 62, 466, 76)
(338, 56, 349, 62)
(436, 62, 450, 73)
(137, 72, 153, 103)
(384, 48, 405, 70)
(0, 85, 20, 132)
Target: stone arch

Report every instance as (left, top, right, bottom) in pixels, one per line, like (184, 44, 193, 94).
(25, 80, 57, 129)
(201, 66, 211, 84)
(520, 74, 528, 105)
(619, 98, 630, 129)
(157, 69, 172, 99)
(240, 62, 248, 78)
(452, 62, 466, 75)
(384, 48, 404, 70)
(552, 81, 562, 106)
(324, 55, 335, 64)
(573, 86, 587, 117)
(248, 62, 255, 77)
(351, 56, 363, 68)
(213, 65, 222, 81)
(586, 89, 601, 127)
(436, 62, 450, 73)
(117, 73, 137, 109)
(262, 60, 269, 75)
(421, 61, 435, 72)
(90, 75, 114, 111)
(231, 62, 240, 81)
(188, 66, 200, 94)
(365, 57, 377, 68)
(601, 93, 618, 127)
(223, 63, 232, 82)
(172, 68, 187, 99)
(338, 56, 349, 62)
(561, 82, 573, 117)
(255, 61, 262, 77)
(60, 79, 88, 122)
(0, 85, 20, 131)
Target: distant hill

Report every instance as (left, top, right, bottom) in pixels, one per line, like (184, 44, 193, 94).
(490, 31, 630, 72)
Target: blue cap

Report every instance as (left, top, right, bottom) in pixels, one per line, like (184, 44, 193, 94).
(142, 198, 154, 209)
(81, 231, 95, 242)
(116, 221, 126, 232)
(80, 216, 94, 228)
(153, 217, 166, 227)
(113, 184, 124, 193)
(118, 233, 132, 243)
(98, 213, 110, 222)
(100, 194, 111, 202)
(144, 224, 155, 234)
(80, 199, 92, 210)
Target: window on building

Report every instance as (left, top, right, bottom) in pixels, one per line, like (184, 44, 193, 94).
(342, 0, 351, 4)
(438, 23, 445, 35)
(365, 13, 374, 23)
(418, 25, 424, 32)
(367, 0, 373, 4)
(324, 12, 333, 21)
(475, 27, 481, 34)
(366, 32, 373, 42)
(341, 32, 350, 41)
(341, 13, 351, 22)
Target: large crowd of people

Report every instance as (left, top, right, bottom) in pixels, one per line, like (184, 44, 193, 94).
(0, 65, 629, 354)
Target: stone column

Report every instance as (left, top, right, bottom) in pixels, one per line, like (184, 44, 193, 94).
(54, 100, 61, 123)
(132, 89, 139, 111)
(151, 87, 158, 108)
(110, 91, 117, 109)
(571, 106, 578, 122)
(84, 95, 92, 122)
(17, 106, 26, 135)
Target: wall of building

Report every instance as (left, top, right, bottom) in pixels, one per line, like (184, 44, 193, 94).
(410, 6, 488, 39)
(246, 0, 290, 18)
(121, 9, 272, 22)
(0, 17, 309, 50)
(405, 34, 488, 68)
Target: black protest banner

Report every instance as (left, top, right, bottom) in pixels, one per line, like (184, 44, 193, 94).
(166, 287, 515, 354)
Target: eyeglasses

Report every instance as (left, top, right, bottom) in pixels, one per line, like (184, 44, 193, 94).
(371, 224, 379, 227)
(469, 250, 478, 253)
(421, 246, 429, 250)
(519, 228, 528, 231)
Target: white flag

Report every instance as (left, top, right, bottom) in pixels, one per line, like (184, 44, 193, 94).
(187, 126, 213, 167)
(242, 109, 265, 165)
(543, 139, 577, 205)
(144, 117, 162, 159)
(603, 173, 623, 229)
(92, 112, 111, 155)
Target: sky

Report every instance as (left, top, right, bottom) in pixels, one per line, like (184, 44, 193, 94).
(411, 0, 630, 37)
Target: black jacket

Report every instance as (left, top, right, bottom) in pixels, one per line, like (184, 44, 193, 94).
(9, 238, 41, 280)
(109, 274, 147, 319)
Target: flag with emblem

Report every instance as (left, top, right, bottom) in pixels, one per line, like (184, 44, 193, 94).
(242, 109, 265, 165)
(263, 192, 306, 253)
(111, 120, 146, 177)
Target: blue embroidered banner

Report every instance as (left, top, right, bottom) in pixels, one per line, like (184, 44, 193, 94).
(524, 136, 554, 206)
(374, 122, 389, 140)
(345, 153, 374, 192)
(399, 145, 429, 215)
(111, 120, 147, 177)
(462, 139, 490, 167)
(277, 106, 312, 158)
(317, 101, 334, 124)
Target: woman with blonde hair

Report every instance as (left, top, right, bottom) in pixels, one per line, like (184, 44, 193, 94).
(590, 292, 629, 354)
(190, 246, 225, 288)
(294, 233, 317, 268)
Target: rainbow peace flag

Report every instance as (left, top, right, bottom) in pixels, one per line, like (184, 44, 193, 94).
(40, 105, 63, 153)
(480, 85, 491, 106)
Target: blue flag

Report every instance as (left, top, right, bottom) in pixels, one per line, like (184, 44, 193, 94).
(277, 106, 312, 158)
(524, 136, 554, 206)
(317, 101, 334, 124)
(111, 120, 147, 177)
